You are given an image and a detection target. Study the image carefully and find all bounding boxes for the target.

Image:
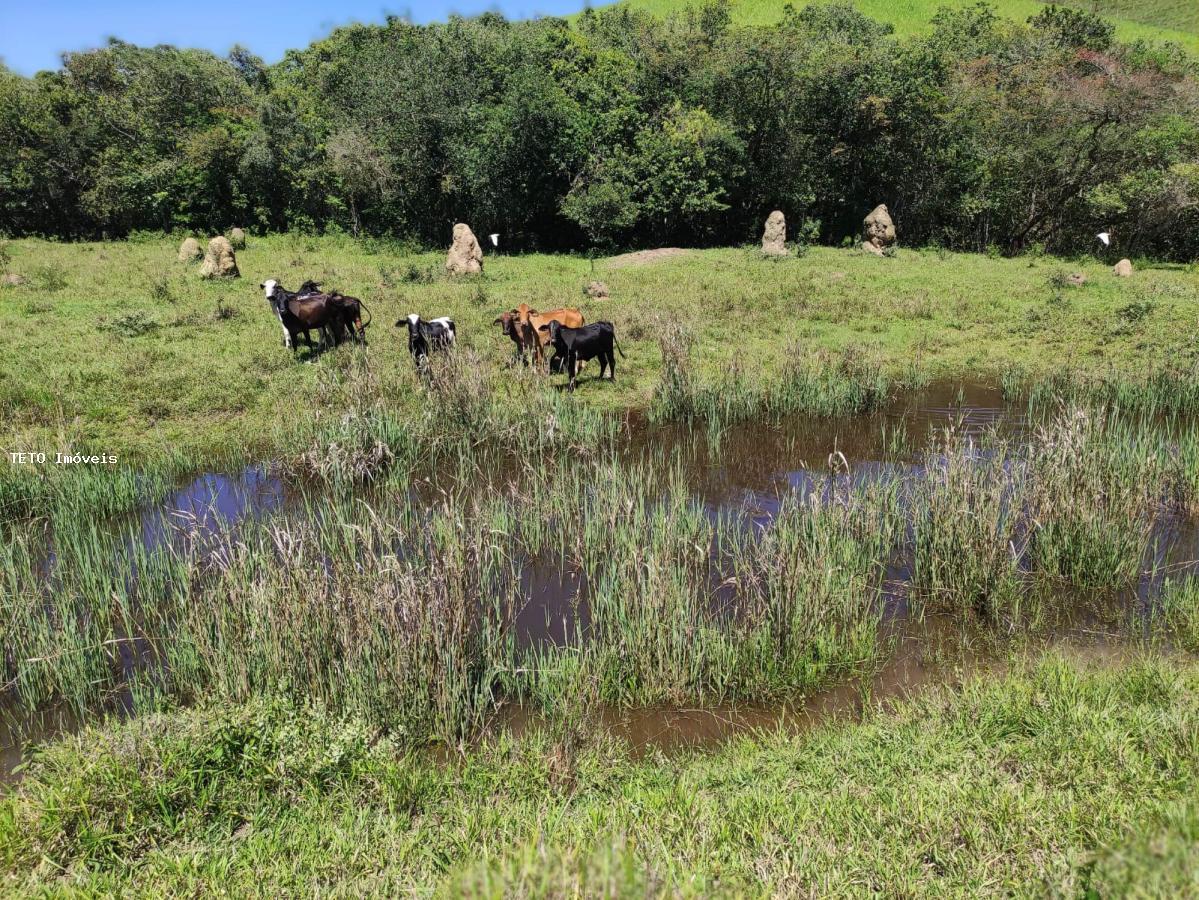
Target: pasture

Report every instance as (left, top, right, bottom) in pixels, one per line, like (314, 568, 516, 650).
(606, 0, 1199, 54)
(3, 234, 1196, 468)
(4, 235, 1199, 894)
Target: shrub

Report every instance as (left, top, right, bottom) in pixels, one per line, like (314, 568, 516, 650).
(102, 311, 160, 337)
(32, 265, 67, 293)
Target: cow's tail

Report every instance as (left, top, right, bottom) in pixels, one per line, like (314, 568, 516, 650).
(614, 336, 626, 358)
(357, 299, 372, 331)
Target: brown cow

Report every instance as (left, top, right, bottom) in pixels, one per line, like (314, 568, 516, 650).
(493, 310, 535, 365)
(299, 280, 370, 345)
(515, 303, 585, 371)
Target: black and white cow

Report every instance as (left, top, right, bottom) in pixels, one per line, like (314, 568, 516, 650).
(537, 320, 623, 391)
(261, 279, 341, 353)
(397, 313, 456, 367)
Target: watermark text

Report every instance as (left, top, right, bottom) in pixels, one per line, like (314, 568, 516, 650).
(8, 452, 119, 465)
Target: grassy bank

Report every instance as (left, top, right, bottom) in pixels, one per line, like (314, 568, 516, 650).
(3, 653, 1197, 895)
(2, 235, 1197, 503)
(604, 0, 1199, 55)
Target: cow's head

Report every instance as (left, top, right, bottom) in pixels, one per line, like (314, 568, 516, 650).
(260, 279, 279, 299)
(537, 320, 562, 343)
(493, 310, 517, 336)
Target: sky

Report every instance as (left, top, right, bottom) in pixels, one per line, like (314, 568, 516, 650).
(1, 0, 589, 76)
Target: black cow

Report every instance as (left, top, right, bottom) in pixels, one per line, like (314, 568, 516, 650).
(537, 320, 624, 391)
(397, 313, 456, 367)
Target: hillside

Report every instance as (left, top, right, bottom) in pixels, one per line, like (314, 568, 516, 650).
(602, 0, 1199, 54)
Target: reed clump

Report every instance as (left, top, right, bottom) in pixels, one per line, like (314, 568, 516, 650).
(1, 447, 900, 745)
(1159, 578, 1199, 652)
(651, 327, 889, 426)
(911, 430, 1025, 622)
(1003, 365, 1199, 420)
(910, 404, 1190, 625)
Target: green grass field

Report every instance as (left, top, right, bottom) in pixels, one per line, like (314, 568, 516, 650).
(3, 235, 1196, 467)
(599, 0, 1199, 55)
(1081, 0, 1198, 33)
(3, 653, 1197, 895)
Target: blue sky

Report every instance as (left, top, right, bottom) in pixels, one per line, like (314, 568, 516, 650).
(1, 0, 590, 75)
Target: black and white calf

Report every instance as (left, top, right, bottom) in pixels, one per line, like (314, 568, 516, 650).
(398, 313, 456, 367)
(261, 278, 339, 353)
(537, 320, 623, 391)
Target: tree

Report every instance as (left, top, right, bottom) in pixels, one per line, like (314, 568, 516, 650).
(327, 129, 392, 236)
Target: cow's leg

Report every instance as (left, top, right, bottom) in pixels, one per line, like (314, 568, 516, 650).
(567, 352, 577, 391)
(276, 314, 292, 350)
(607, 350, 616, 381)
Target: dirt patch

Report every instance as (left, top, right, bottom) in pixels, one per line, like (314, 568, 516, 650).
(604, 247, 691, 268)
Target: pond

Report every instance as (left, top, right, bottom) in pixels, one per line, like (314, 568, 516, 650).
(4, 380, 1195, 783)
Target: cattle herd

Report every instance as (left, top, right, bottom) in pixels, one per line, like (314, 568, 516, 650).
(260, 281, 622, 391)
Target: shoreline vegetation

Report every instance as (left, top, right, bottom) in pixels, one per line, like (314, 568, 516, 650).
(7, 377, 1199, 736)
(3, 654, 1197, 894)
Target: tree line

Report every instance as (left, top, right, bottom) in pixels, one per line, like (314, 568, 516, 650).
(1, 2, 1197, 259)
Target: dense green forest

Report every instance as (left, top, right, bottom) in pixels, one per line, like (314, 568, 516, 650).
(1, 1, 1197, 258)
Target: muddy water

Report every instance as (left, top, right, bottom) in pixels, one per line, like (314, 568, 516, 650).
(135, 463, 287, 550)
(633, 380, 1017, 510)
(0, 381, 1186, 783)
(494, 621, 969, 757)
(129, 381, 1014, 549)
(490, 618, 1137, 758)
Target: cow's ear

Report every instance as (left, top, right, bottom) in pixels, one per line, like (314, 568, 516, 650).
(492, 317, 502, 325)
(537, 323, 550, 332)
